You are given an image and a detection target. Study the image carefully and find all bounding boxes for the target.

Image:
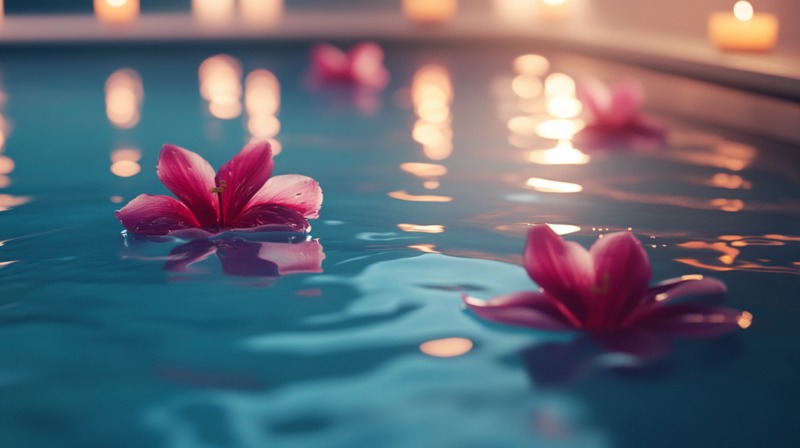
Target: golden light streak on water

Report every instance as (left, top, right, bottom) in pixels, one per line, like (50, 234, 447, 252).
(420, 338, 473, 357)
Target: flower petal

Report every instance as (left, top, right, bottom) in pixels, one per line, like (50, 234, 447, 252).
(578, 79, 611, 125)
(233, 203, 310, 233)
(215, 141, 274, 225)
(588, 231, 651, 328)
(463, 291, 578, 332)
(523, 224, 593, 322)
(157, 144, 219, 227)
(628, 304, 744, 338)
(115, 194, 200, 236)
(348, 42, 389, 89)
(646, 277, 727, 306)
(310, 42, 350, 79)
(258, 240, 325, 275)
(246, 174, 323, 219)
(608, 79, 644, 127)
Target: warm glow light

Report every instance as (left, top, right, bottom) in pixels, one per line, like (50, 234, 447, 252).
(545, 73, 575, 97)
(542, 0, 565, 5)
(511, 75, 543, 99)
(400, 162, 448, 177)
(733, 1, 753, 21)
(110, 196, 124, 203)
(528, 140, 590, 165)
(111, 160, 141, 177)
(94, 0, 139, 24)
(711, 198, 745, 212)
(389, 191, 453, 202)
(507, 116, 538, 135)
(402, 0, 457, 23)
(494, 0, 536, 24)
(535, 119, 585, 139)
(0, 194, 31, 211)
(105, 69, 143, 129)
(245, 69, 279, 115)
(681, 274, 704, 281)
(710, 173, 751, 189)
(240, 0, 284, 27)
(737, 311, 753, 328)
(111, 148, 141, 163)
(413, 65, 454, 161)
(424, 181, 440, 189)
(546, 224, 580, 235)
(526, 177, 583, 193)
(420, 338, 473, 357)
(513, 54, 549, 76)
(398, 223, 445, 233)
(546, 96, 582, 118)
(409, 244, 441, 254)
(192, 0, 236, 27)
(0, 155, 14, 174)
(0, 176, 9, 189)
(200, 55, 243, 120)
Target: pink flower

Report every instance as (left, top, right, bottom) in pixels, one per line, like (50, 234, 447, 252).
(464, 224, 750, 359)
(575, 79, 665, 150)
(309, 42, 389, 89)
(115, 142, 322, 237)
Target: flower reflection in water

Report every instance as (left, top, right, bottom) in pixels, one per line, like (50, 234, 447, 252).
(125, 232, 324, 284)
(464, 224, 749, 380)
(574, 78, 665, 150)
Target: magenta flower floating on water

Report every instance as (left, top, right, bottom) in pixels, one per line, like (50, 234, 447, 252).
(115, 142, 322, 237)
(464, 224, 751, 359)
(574, 79, 665, 150)
(309, 42, 389, 89)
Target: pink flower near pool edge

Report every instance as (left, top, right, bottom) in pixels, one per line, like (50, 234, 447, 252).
(463, 224, 751, 359)
(309, 42, 390, 89)
(115, 141, 322, 237)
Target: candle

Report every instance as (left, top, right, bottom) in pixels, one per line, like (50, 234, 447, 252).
(493, 0, 536, 24)
(708, 1, 778, 51)
(94, 0, 139, 25)
(241, 0, 283, 28)
(402, 0, 457, 24)
(538, 0, 570, 20)
(193, 0, 236, 28)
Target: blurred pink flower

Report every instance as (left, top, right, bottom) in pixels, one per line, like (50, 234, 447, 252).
(575, 79, 665, 150)
(464, 224, 749, 359)
(115, 142, 322, 237)
(309, 42, 389, 89)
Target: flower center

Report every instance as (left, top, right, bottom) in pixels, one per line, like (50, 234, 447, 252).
(211, 180, 227, 226)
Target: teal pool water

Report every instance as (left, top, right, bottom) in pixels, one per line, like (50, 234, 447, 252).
(1, 43, 799, 448)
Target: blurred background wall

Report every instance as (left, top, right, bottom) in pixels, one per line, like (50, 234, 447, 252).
(3, 0, 799, 55)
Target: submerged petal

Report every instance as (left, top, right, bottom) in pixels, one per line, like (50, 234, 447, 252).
(258, 240, 325, 275)
(463, 292, 579, 332)
(588, 231, 651, 328)
(233, 203, 310, 233)
(115, 194, 200, 236)
(157, 144, 219, 227)
(164, 239, 218, 273)
(590, 330, 673, 360)
(348, 42, 389, 89)
(523, 224, 593, 322)
(608, 80, 644, 127)
(215, 141, 274, 225)
(247, 174, 323, 219)
(310, 43, 350, 79)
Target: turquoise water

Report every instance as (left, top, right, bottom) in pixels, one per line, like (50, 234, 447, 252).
(1, 43, 799, 448)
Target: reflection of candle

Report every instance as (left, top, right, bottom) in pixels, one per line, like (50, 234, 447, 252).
(538, 0, 570, 20)
(402, 0, 457, 23)
(94, 0, 140, 24)
(493, 0, 535, 24)
(240, 0, 283, 28)
(708, 1, 778, 51)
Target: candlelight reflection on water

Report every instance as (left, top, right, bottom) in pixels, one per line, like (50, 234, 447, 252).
(245, 69, 282, 154)
(240, 0, 283, 28)
(200, 55, 243, 120)
(106, 69, 143, 129)
(420, 338, 473, 357)
(94, 0, 139, 24)
(527, 140, 590, 165)
(397, 224, 444, 233)
(526, 177, 583, 193)
(110, 148, 141, 178)
(412, 65, 453, 160)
